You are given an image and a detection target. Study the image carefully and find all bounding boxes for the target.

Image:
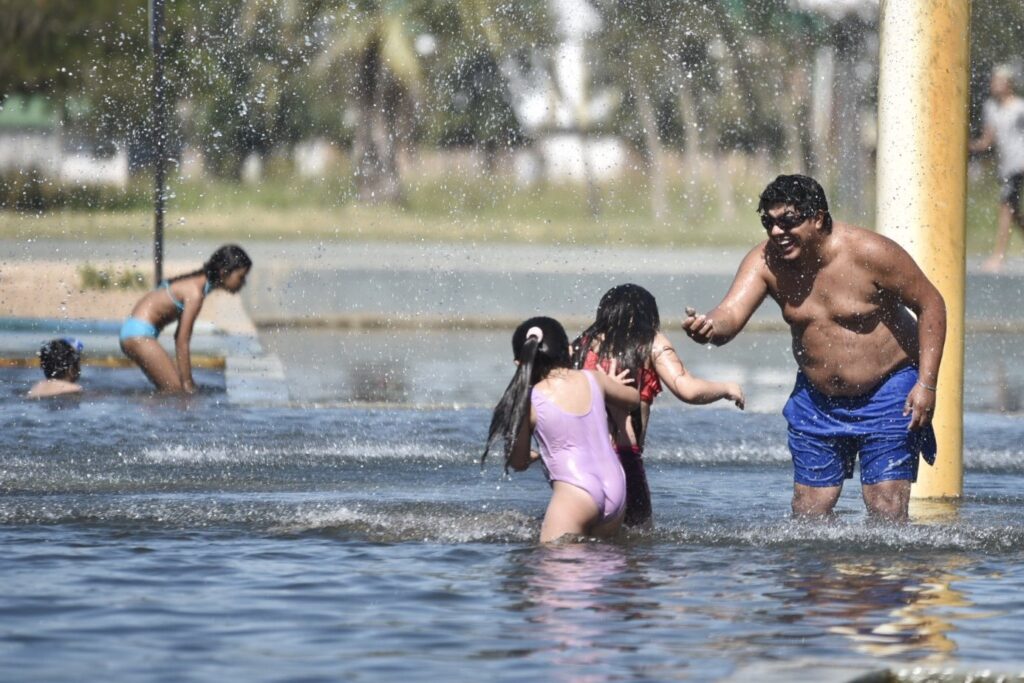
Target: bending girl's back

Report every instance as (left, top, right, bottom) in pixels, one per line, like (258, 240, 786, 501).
(120, 244, 251, 393)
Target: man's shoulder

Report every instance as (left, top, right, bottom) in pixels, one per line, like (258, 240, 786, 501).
(741, 240, 770, 263)
(835, 221, 884, 245)
(736, 241, 771, 276)
(835, 223, 906, 262)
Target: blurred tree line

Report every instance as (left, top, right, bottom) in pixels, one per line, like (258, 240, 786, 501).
(2, 0, 1023, 212)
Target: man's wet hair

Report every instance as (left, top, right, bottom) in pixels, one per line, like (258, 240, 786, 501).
(39, 339, 80, 379)
(757, 174, 833, 232)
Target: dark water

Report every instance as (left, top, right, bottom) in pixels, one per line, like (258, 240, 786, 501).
(3, 367, 1024, 681)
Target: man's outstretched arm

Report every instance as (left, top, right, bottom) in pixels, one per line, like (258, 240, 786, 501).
(683, 246, 769, 346)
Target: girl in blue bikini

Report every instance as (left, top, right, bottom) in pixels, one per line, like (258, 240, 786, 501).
(120, 244, 251, 393)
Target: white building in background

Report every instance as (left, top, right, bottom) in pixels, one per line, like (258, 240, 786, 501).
(59, 147, 128, 187)
(503, 0, 628, 185)
(791, 0, 877, 20)
(0, 95, 128, 189)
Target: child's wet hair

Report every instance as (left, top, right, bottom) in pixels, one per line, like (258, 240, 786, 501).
(573, 283, 660, 378)
(39, 339, 81, 379)
(572, 284, 659, 445)
(171, 244, 252, 287)
(483, 317, 571, 472)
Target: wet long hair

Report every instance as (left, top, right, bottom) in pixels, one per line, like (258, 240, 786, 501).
(482, 317, 571, 472)
(572, 284, 660, 380)
(571, 284, 660, 444)
(756, 174, 833, 232)
(170, 244, 252, 288)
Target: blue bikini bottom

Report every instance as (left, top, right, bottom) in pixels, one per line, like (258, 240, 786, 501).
(119, 317, 159, 341)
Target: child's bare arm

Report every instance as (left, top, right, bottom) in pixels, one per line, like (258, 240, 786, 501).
(507, 406, 537, 471)
(174, 289, 204, 392)
(653, 333, 745, 409)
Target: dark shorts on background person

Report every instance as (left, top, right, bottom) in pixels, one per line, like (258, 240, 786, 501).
(615, 445, 652, 526)
(1000, 173, 1024, 210)
(783, 366, 937, 488)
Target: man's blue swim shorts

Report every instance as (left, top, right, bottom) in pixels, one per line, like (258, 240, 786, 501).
(782, 365, 937, 487)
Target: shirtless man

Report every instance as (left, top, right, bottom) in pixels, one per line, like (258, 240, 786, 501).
(683, 174, 946, 522)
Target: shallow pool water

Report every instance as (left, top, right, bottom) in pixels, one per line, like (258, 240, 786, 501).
(3, 364, 1024, 681)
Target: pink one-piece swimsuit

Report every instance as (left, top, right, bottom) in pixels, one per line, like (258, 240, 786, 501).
(530, 371, 627, 523)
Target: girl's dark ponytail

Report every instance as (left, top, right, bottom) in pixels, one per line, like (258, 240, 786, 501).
(482, 335, 540, 472)
(482, 317, 571, 472)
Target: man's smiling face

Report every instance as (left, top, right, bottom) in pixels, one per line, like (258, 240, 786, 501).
(761, 204, 822, 261)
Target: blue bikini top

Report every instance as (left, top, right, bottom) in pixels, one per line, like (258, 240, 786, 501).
(159, 279, 214, 313)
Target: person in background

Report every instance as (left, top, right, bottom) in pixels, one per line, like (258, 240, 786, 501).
(27, 338, 84, 399)
(572, 284, 744, 527)
(969, 64, 1024, 272)
(483, 317, 639, 543)
(120, 245, 251, 394)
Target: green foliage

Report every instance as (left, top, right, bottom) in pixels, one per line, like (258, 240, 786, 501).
(0, 171, 149, 211)
(78, 263, 148, 290)
(1, 0, 1020, 210)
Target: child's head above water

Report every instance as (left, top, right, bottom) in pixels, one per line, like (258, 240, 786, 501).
(577, 284, 660, 371)
(39, 338, 82, 381)
(484, 316, 571, 470)
(511, 316, 571, 383)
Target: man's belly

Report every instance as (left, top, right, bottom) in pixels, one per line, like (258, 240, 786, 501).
(792, 329, 913, 397)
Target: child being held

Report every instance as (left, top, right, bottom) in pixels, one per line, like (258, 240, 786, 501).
(27, 338, 84, 399)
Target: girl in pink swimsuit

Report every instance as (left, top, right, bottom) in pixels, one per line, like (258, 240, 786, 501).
(483, 317, 640, 543)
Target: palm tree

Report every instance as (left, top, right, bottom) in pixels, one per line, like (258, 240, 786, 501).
(314, 0, 549, 204)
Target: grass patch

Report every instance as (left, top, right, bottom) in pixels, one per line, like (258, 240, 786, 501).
(0, 164, 1016, 256)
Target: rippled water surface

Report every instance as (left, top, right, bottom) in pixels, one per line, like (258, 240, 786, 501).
(3, 366, 1024, 681)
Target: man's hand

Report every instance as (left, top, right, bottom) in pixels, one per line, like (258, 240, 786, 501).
(683, 306, 716, 344)
(903, 381, 936, 430)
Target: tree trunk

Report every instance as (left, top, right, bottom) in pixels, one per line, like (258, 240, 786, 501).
(809, 46, 834, 180)
(780, 66, 808, 175)
(634, 76, 667, 223)
(353, 39, 403, 204)
(832, 19, 868, 221)
(678, 77, 704, 198)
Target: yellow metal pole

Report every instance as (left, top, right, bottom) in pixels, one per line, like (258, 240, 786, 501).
(876, 0, 970, 498)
